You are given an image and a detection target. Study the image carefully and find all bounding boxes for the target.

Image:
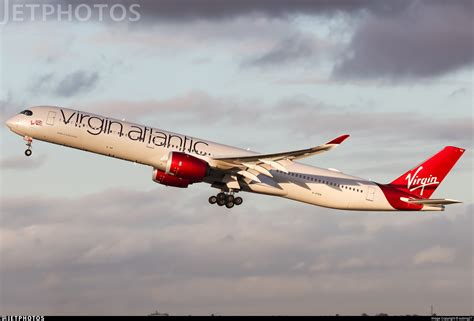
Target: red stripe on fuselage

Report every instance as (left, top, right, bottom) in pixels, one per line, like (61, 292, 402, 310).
(376, 183, 423, 211)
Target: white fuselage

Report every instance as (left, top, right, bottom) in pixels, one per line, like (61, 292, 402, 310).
(6, 106, 411, 211)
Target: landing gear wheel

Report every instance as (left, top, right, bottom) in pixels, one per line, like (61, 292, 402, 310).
(234, 197, 243, 206)
(211, 191, 242, 209)
(208, 196, 217, 204)
(23, 136, 33, 157)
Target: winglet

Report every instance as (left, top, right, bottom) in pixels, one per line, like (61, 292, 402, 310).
(326, 134, 350, 145)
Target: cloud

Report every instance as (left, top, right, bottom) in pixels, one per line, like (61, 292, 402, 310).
(242, 34, 322, 68)
(0, 186, 472, 314)
(87, 15, 308, 61)
(279, 109, 473, 144)
(55, 70, 100, 97)
(30, 72, 55, 94)
(414, 246, 456, 265)
(333, 1, 474, 80)
(0, 92, 25, 123)
(1, 1, 472, 315)
(55, 0, 374, 21)
(43, 1, 473, 80)
(89, 92, 472, 147)
(0, 155, 47, 170)
(449, 87, 470, 99)
(114, 1, 471, 79)
(28, 70, 100, 98)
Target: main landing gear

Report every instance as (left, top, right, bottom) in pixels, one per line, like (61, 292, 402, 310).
(24, 136, 33, 157)
(208, 192, 243, 209)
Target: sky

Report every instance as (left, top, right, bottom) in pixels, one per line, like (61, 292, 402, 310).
(0, 0, 473, 316)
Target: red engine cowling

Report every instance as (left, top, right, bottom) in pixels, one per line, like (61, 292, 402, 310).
(165, 152, 208, 182)
(152, 169, 190, 188)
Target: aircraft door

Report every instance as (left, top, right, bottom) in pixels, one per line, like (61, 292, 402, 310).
(46, 111, 56, 125)
(366, 186, 375, 201)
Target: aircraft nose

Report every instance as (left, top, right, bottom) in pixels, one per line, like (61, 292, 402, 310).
(6, 117, 15, 129)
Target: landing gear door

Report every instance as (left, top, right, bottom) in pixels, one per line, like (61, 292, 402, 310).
(46, 111, 56, 126)
(366, 186, 375, 201)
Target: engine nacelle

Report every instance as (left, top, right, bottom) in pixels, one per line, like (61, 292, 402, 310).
(152, 169, 190, 188)
(165, 152, 208, 182)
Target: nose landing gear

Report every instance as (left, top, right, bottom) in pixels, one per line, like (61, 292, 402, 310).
(24, 136, 33, 156)
(208, 191, 243, 209)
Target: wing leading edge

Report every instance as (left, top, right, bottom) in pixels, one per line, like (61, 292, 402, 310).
(210, 135, 350, 182)
(213, 134, 349, 164)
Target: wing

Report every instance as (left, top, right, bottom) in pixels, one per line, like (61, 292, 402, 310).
(210, 134, 349, 183)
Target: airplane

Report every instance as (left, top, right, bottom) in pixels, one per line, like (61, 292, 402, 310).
(5, 106, 465, 211)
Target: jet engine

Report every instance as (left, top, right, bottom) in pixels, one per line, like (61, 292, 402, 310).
(152, 168, 190, 188)
(165, 152, 208, 182)
(152, 152, 209, 187)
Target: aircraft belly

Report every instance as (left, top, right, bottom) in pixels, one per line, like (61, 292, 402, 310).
(281, 179, 394, 211)
(346, 184, 394, 211)
(282, 182, 345, 209)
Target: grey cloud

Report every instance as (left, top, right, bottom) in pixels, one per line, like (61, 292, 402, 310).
(90, 93, 472, 148)
(31, 72, 55, 91)
(91, 91, 265, 133)
(28, 72, 56, 97)
(128, 0, 471, 79)
(28, 70, 100, 98)
(0, 92, 25, 123)
(55, 0, 375, 21)
(333, 1, 474, 79)
(55, 70, 100, 97)
(0, 186, 472, 314)
(50, 1, 472, 79)
(278, 109, 473, 145)
(449, 87, 470, 99)
(0, 155, 47, 170)
(242, 35, 319, 68)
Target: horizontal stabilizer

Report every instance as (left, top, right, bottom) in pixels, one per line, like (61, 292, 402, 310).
(400, 197, 462, 205)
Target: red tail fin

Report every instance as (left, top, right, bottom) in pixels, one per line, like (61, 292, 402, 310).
(389, 146, 465, 198)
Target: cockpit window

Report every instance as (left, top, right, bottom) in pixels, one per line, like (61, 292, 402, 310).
(20, 110, 33, 116)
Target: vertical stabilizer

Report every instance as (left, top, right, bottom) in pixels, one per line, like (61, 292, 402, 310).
(389, 146, 465, 198)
